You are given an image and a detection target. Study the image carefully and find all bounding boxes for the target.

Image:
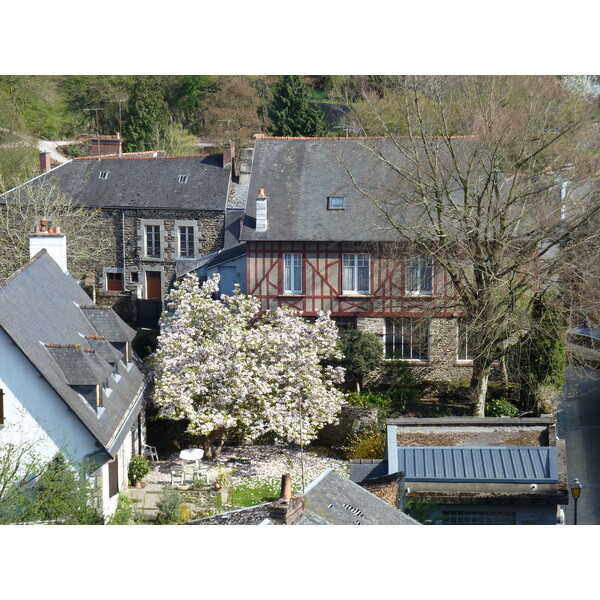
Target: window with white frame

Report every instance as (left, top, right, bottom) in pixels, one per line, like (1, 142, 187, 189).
(405, 255, 434, 295)
(145, 225, 161, 258)
(178, 226, 195, 258)
(457, 319, 473, 361)
(342, 253, 370, 295)
(283, 253, 302, 294)
(385, 317, 429, 361)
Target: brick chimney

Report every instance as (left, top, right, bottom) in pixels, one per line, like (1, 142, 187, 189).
(30, 218, 67, 273)
(39, 152, 52, 173)
(255, 189, 268, 232)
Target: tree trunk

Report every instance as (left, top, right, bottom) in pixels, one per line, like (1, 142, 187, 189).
(470, 362, 491, 417)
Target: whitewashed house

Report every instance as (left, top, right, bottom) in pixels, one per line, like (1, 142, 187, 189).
(0, 224, 149, 519)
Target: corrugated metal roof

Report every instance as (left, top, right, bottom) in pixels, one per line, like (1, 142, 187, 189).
(397, 446, 558, 483)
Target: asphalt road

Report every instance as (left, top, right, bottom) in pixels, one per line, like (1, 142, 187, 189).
(556, 366, 600, 525)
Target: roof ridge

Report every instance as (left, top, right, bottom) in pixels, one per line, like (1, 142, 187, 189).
(0, 249, 48, 291)
(73, 153, 216, 161)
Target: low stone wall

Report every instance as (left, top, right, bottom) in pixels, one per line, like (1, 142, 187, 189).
(316, 405, 378, 447)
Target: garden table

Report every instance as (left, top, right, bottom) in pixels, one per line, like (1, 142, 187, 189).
(179, 448, 204, 469)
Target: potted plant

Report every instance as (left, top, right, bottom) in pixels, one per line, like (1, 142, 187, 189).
(212, 466, 234, 491)
(128, 455, 151, 488)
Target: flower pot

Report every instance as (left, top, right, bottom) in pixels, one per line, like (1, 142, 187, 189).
(134, 481, 142, 489)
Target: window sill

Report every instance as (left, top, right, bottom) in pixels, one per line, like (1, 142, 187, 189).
(339, 294, 372, 298)
(278, 294, 305, 298)
(456, 360, 474, 365)
(384, 359, 430, 365)
(404, 293, 434, 298)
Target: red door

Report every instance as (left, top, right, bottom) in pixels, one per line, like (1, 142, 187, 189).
(146, 271, 162, 300)
(107, 272, 123, 291)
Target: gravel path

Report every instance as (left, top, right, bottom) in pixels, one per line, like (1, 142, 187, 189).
(147, 444, 348, 491)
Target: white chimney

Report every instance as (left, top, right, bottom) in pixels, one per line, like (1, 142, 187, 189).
(256, 188, 268, 232)
(30, 218, 68, 273)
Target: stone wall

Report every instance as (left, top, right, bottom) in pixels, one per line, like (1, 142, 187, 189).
(357, 316, 473, 386)
(101, 208, 225, 300)
(316, 405, 378, 446)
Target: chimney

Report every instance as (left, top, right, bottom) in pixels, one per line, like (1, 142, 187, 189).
(280, 473, 292, 500)
(223, 141, 235, 169)
(238, 147, 253, 184)
(255, 189, 268, 232)
(30, 218, 68, 273)
(39, 152, 52, 173)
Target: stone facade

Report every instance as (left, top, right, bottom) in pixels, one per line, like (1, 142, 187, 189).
(99, 208, 225, 301)
(317, 405, 378, 446)
(357, 316, 473, 385)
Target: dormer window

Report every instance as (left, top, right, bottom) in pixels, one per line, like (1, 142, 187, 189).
(99, 171, 109, 180)
(178, 175, 189, 183)
(328, 196, 345, 210)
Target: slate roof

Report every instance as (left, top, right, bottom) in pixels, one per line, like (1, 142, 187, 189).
(0, 251, 147, 457)
(241, 136, 474, 243)
(7, 155, 231, 211)
(299, 468, 419, 525)
(394, 446, 559, 483)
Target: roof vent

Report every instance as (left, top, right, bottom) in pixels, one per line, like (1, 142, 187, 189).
(178, 175, 189, 183)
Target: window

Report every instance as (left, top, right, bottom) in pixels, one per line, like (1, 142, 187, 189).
(178, 175, 189, 183)
(457, 319, 473, 361)
(0, 388, 4, 425)
(106, 272, 123, 291)
(342, 253, 370, 295)
(145, 225, 161, 258)
(328, 196, 345, 210)
(442, 511, 516, 525)
(178, 226, 195, 258)
(333, 316, 357, 330)
(385, 318, 429, 361)
(283, 253, 302, 294)
(405, 255, 434, 295)
(98, 171, 109, 180)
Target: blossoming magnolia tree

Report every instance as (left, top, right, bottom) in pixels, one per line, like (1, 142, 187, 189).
(151, 274, 346, 458)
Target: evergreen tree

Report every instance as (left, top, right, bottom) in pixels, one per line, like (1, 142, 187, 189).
(122, 76, 169, 152)
(268, 75, 326, 137)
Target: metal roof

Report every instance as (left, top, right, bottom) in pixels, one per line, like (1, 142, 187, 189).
(396, 446, 559, 483)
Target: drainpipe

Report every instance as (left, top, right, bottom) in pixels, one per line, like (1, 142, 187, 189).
(122, 209, 126, 290)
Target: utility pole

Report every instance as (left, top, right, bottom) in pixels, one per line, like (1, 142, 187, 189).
(110, 99, 127, 139)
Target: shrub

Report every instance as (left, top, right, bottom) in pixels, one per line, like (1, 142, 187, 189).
(128, 455, 151, 485)
(156, 488, 184, 524)
(485, 398, 519, 417)
(342, 425, 386, 459)
(107, 493, 136, 525)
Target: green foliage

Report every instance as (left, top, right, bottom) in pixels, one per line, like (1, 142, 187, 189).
(133, 328, 158, 359)
(268, 75, 327, 137)
(509, 295, 567, 414)
(156, 488, 185, 524)
(123, 76, 170, 152)
(127, 455, 151, 485)
(342, 425, 386, 459)
(7, 454, 103, 525)
(334, 329, 383, 391)
(404, 498, 440, 524)
(107, 493, 137, 525)
(485, 397, 520, 417)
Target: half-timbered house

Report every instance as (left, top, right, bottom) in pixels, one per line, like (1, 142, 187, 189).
(241, 136, 473, 382)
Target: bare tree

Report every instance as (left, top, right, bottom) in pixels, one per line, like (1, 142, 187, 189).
(346, 76, 600, 416)
(0, 178, 113, 283)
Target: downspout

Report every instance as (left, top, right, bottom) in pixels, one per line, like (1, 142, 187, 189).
(122, 209, 126, 290)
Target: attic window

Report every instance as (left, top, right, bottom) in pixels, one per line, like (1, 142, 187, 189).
(99, 171, 109, 180)
(178, 175, 189, 184)
(328, 196, 345, 210)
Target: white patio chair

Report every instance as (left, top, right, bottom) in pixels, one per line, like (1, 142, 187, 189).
(144, 445, 159, 462)
(170, 465, 185, 486)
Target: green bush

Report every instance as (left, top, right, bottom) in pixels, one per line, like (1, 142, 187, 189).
(342, 425, 386, 459)
(107, 493, 136, 525)
(156, 488, 184, 524)
(485, 398, 519, 417)
(128, 455, 151, 485)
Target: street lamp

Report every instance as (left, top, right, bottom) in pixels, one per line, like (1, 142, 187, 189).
(570, 478, 583, 525)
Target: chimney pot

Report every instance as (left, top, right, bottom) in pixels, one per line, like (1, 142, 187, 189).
(280, 473, 292, 500)
(257, 188, 267, 199)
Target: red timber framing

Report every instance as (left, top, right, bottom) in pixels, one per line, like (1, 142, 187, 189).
(246, 241, 457, 318)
